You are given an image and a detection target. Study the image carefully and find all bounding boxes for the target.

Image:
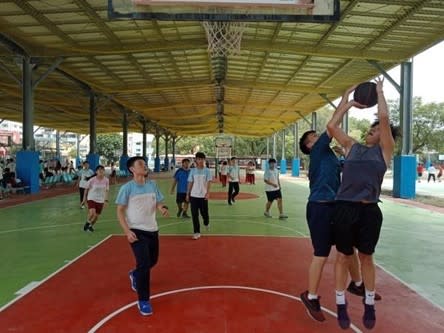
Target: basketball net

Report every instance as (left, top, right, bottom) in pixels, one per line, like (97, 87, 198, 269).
(202, 21, 247, 57)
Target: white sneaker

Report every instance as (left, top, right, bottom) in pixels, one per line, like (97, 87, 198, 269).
(264, 212, 272, 218)
(279, 214, 288, 220)
(192, 233, 201, 240)
(205, 225, 209, 232)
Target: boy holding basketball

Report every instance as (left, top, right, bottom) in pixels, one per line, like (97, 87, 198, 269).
(327, 78, 399, 330)
(116, 156, 169, 316)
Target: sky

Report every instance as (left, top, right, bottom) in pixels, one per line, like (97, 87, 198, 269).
(347, 40, 444, 121)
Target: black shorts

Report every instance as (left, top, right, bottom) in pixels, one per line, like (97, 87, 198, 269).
(176, 192, 187, 204)
(333, 201, 382, 255)
(266, 190, 282, 202)
(306, 202, 335, 257)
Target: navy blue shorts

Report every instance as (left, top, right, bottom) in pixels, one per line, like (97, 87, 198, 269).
(176, 193, 187, 204)
(265, 189, 282, 202)
(333, 201, 382, 255)
(306, 201, 335, 257)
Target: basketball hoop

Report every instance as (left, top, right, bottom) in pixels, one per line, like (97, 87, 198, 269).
(202, 21, 247, 57)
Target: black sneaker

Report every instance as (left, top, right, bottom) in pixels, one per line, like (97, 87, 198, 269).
(176, 209, 182, 218)
(336, 303, 350, 330)
(88, 225, 94, 232)
(300, 291, 325, 322)
(363, 301, 376, 329)
(182, 213, 190, 219)
(83, 222, 90, 232)
(347, 281, 382, 301)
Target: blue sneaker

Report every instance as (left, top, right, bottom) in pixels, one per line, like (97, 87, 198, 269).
(363, 301, 376, 329)
(129, 270, 137, 292)
(137, 301, 153, 316)
(336, 303, 350, 329)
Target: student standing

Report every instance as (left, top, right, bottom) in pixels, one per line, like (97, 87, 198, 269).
(186, 152, 212, 240)
(75, 161, 94, 209)
(170, 158, 191, 218)
(116, 156, 169, 316)
(82, 165, 109, 232)
(227, 157, 240, 205)
(263, 158, 288, 220)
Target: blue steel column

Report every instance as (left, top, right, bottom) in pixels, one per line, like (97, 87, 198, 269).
(154, 128, 161, 172)
(22, 57, 34, 151)
(16, 57, 39, 194)
(86, 91, 99, 171)
(164, 134, 169, 171)
(280, 129, 286, 175)
(292, 122, 300, 176)
(119, 109, 129, 172)
(142, 120, 147, 162)
(272, 133, 276, 159)
(55, 130, 60, 160)
(171, 135, 176, 168)
(393, 61, 416, 198)
(262, 137, 270, 170)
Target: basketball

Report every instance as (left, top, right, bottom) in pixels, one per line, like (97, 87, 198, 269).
(353, 82, 378, 108)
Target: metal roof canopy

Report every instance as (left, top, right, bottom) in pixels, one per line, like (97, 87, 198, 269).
(0, 0, 443, 137)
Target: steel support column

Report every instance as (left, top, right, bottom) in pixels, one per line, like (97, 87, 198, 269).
(292, 122, 300, 176)
(142, 120, 147, 160)
(22, 57, 34, 151)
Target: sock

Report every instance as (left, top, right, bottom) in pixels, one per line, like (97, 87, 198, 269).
(308, 293, 318, 300)
(336, 290, 346, 305)
(354, 280, 363, 287)
(365, 289, 375, 305)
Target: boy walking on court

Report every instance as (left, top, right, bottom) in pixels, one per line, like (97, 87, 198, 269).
(186, 152, 212, 240)
(116, 156, 169, 316)
(263, 158, 288, 220)
(82, 165, 109, 232)
(227, 156, 240, 205)
(170, 158, 191, 218)
(75, 161, 94, 209)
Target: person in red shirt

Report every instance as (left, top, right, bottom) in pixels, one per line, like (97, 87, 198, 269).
(416, 163, 424, 182)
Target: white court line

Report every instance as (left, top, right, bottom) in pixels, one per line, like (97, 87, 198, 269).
(375, 262, 444, 312)
(87, 285, 363, 333)
(0, 235, 114, 313)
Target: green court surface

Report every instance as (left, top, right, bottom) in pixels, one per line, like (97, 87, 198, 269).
(1, 173, 443, 310)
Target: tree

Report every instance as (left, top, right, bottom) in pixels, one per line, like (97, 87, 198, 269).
(96, 133, 122, 164)
(388, 97, 444, 159)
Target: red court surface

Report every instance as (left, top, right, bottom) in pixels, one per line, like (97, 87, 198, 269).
(1, 236, 443, 332)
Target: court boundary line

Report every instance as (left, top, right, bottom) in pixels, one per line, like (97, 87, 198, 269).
(0, 235, 113, 313)
(87, 285, 363, 333)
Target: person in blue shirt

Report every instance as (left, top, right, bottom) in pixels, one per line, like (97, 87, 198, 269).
(170, 158, 191, 218)
(186, 152, 212, 240)
(116, 156, 169, 316)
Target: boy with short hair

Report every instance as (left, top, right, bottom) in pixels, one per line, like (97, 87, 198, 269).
(82, 165, 109, 232)
(170, 158, 191, 218)
(186, 152, 212, 240)
(116, 156, 169, 316)
(263, 158, 288, 220)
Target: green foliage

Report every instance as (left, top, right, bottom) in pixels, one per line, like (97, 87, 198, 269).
(96, 133, 122, 164)
(388, 97, 444, 159)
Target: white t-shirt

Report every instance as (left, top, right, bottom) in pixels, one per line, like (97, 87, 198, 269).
(115, 180, 165, 232)
(86, 176, 109, 203)
(188, 167, 212, 198)
(228, 165, 240, 182)
(220, 164, 228, 176)
(78, 168, 94, 188)
(264, 168, 280, 192)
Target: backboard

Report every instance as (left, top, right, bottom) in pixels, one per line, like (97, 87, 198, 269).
(108, 0, 339, 22)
